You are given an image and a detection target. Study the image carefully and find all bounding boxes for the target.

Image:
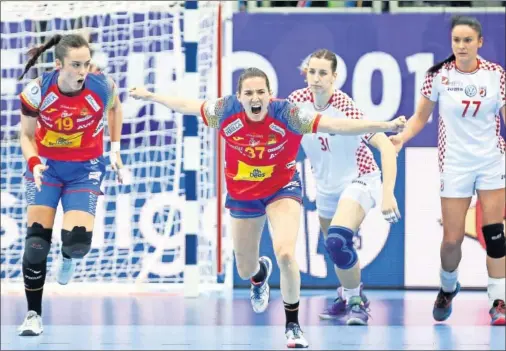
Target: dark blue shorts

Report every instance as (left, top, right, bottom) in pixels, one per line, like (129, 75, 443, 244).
(24, 156, 106, 215)
(225, 172, 302, 219)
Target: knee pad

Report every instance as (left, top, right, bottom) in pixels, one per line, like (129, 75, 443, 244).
(325, 226, 358, 270)
(61, 226, 93, 259)
(483, 223, 505, 259)
(23, 222, 52, 264)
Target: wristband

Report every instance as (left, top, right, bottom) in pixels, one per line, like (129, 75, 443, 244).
(111, 141, 120, 153)
(28, 156, 42, 173)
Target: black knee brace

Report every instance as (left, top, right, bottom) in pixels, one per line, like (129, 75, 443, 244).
(61, 226, 92, 259)
(483, 223, 505, 259)
(23, 222, 52, 290)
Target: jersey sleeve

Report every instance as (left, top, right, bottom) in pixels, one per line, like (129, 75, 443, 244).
(278, 100, 321, 135)
(19, 78, 41, 118)
(106, 76, 118, 110)
(335, 92, 374, 143)
(200, 95, 234, 129)
(420, 71, 439, 102)
(500, 68, 505, 108)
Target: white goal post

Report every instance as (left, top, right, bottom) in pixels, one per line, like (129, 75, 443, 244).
(0, 1, 233, 296)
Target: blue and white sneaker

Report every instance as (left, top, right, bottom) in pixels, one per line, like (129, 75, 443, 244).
(285, 322, 309, 348)
(57, 256, 76, 285)
(250, 256, 273, 313)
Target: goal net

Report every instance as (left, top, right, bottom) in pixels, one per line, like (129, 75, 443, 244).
(0, 1, 232, 294)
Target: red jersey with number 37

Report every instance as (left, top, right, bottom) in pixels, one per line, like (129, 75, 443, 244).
(19, 70, 116, 162)
(200, 96, 321, 200)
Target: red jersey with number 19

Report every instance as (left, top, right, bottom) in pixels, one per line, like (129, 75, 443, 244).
(19, 70, 116, 162)
(201, 96, 321, 200)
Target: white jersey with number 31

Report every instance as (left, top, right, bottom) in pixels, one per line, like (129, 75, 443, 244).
(421, 59, 505, 174)
(288, 88, 379, 196)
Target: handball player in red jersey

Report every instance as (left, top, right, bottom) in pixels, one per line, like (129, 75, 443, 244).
(129, 68, 405, 348)
(17, 33, 124, 336)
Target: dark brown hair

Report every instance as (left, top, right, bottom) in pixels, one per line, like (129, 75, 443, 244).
(427, 16, 482, 74)
(236, 67, 271, 93)
(19, 33, 90, 80)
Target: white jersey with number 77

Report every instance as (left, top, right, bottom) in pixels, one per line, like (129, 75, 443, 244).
(421, 59, 505, 174)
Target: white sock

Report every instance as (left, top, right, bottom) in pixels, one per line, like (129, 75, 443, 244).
(488, 277, 506, 307)
(440, 268, 458, 293)
(342, 285, 361, 302)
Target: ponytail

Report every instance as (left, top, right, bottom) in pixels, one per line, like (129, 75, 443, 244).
(427, 54, 455, 75)
(18, 34, 63, 81)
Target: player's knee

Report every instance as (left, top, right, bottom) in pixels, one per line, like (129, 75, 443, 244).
(274, 248, 296, 268)
(441, 236, 464, 252)
(325, 226, 358, 270)
(483, 223, 505, 259)
(61, 226, 93, 259)
(23, 222, 52, 264)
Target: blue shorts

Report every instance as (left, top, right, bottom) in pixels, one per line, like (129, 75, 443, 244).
(24, 157, 106, 215)
(225, 172, 303, 219)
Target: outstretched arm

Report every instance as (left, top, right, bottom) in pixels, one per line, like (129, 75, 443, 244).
(316, 115, 406, 135)
(129, 86, 203, 115)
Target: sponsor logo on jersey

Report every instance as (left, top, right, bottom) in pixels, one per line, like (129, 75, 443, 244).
(45, 108, 58, 114)
(80, 107, 89, 116)
(268, 140, 287, 153)
(30, 85, 39, 94)
(465, 85, 477, 97)
(229, 144, 244, 153)
(269, 122, 286, 137)
(77, 120, 94, 130)
(40, 130, 84, 148)
(61, 111, 73, 118)
(447, 80, 463, 92)
(479, 86, 487, 97)
(249, 138, 259, 147)
(286, 161, 296, 169)
(441, 76, 449, 85)
(85, 94, 101, 112)
(232, 136, 244, 141)
(40, 92, 59, 111)
(233, 161, 274, 182)
(92, 117, 105, 137)
(440, 179, 444, 191)
(77, 115, 94, 123)
(267, 134, 277, 145)
(223, 118, 244, 137)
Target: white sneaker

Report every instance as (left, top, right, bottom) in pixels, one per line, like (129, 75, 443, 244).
(250, 256, 273, 313)
(18, 310, 43, 336)
(57, 256, 75, 285)
(285, 322, 309, 348)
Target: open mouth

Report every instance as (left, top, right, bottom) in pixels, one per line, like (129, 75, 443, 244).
(77, 78, 85, 84)
(251, 106, 261, 115)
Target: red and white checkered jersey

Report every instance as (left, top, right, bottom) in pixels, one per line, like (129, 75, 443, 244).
(421, 59, 505, 173)
(287, 87, 379, 195)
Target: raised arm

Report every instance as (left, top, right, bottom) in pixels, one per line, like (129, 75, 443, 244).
(129, 86, 203, 115)
(316, 114, 406, 135)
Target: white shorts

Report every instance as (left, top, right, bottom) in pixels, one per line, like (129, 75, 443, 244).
(316, 172, 382, 220)
(440, 158, 506, 198)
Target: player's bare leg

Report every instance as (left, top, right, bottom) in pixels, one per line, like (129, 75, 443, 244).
(230, 215, 272, 313)
(18, 206, 56, 336)
(319, 198, 370, 325)
(477, 188, 506, 325)
(433, 197, 470, 321)
(57, 210, 95, 285)
(266, 198, 308, 348)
